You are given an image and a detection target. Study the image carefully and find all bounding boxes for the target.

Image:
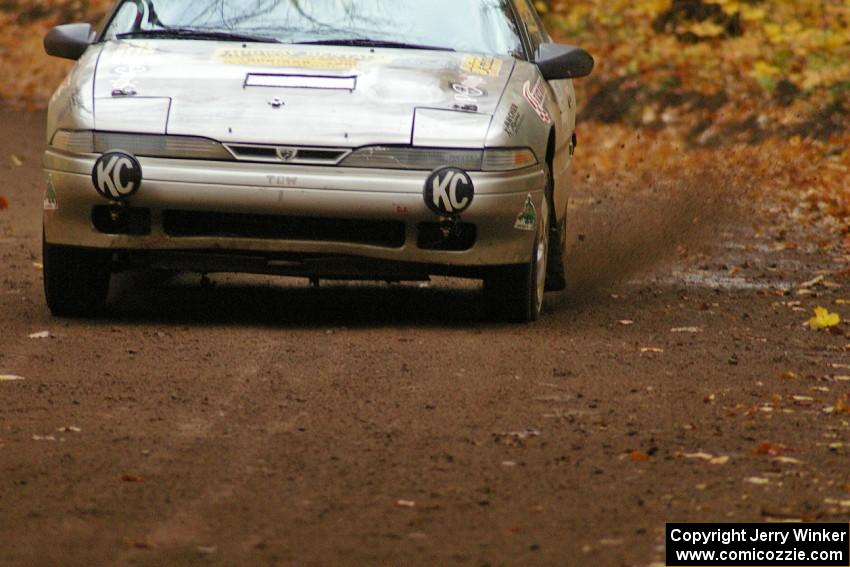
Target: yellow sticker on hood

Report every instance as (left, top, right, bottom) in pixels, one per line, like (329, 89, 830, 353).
(462, 55, 503, 77)
(216, 48, 366, 70)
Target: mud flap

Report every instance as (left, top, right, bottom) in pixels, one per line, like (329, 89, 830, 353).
(545, 217, 567, 292)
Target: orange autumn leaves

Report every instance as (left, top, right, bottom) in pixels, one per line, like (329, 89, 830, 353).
(541, 0, 850, 243)
(753, 442, 786, 457)
(0, 0, 112, 109)
(629, 443, 796, 464)
(543, 0, 850, 154)
(630, 450, 652, 462)
(542, 0, 850, 108)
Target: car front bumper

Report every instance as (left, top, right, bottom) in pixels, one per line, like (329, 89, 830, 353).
(43, 150, 547, 277)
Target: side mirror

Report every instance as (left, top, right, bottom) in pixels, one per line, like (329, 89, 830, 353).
(44, 23, 93, 60)
(535, 43, 594, 81)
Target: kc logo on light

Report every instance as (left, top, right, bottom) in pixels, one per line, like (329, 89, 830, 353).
(423, 167, 474, 215)
(92, 151, 142, 201)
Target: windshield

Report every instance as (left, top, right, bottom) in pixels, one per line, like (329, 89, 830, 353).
(102, 0, 525, 57)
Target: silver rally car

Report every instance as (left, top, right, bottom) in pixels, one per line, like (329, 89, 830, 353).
(42, 0, 593, 322)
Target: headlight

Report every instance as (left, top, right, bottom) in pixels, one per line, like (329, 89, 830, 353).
(339, 146, 483, 171)
(50, 130, 94, 154)
(339, 146, 538, 172)
(50, 130, 233, 161)
(94, 132, 233, 160)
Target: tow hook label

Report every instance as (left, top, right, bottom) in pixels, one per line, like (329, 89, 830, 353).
(92, 151, 142, 201)
(423, 167, 474, 216)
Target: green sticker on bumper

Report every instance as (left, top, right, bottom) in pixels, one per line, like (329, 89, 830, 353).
(514, 194, 536, 232)
(44, 176, 58, 210)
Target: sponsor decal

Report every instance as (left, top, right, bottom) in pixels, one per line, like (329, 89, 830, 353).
(44, 175, 58, 211)
(91, 152, 142, 201)
(110, 64, 147, 95)
(503, 103, 525, 136)
(70, 88, 87, 110)
(523, 78, 552, 124)
(424, 167, 474, 216)
(451, 82, 486, 104)
(217, 49, 367, 70)
(514, 194, 537, 231)
(462, 55, 503, 77)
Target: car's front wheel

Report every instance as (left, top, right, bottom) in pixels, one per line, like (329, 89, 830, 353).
(484, 196, 550, 323)
(43, 232, 111, 317)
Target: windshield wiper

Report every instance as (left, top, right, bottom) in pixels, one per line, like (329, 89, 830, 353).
(117, 28, 280, 43)
(294, 38, 455, 52)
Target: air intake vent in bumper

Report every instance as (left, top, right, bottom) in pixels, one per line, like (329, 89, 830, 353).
(162, 210, 406, 249)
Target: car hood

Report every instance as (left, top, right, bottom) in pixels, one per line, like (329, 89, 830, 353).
(92, 40, 515, 147)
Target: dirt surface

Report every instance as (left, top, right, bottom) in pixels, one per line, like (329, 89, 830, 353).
(1, 107, 849, 567)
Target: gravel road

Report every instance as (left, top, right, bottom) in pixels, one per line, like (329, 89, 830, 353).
(1, 108, 848, 566)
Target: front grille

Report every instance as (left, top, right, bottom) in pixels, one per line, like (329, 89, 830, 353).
(225, 144, 350, 165)
(162, 210, 406, 249)
(226, 145, 277, 161)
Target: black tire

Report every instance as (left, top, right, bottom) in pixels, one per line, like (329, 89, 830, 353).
(484, 261, 536, 323)
(484, 197, 550, 323)
(43, 232, 111, 317)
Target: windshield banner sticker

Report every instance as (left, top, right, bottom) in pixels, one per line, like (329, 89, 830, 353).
(523, 78, 552, 124)
(216, 49, 369, 70)
(462, 55, 503, 77)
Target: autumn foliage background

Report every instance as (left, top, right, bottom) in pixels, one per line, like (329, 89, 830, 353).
(0, 0, 848, 246)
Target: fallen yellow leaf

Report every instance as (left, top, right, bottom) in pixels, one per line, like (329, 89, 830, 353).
(808, 307, 841, 330)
